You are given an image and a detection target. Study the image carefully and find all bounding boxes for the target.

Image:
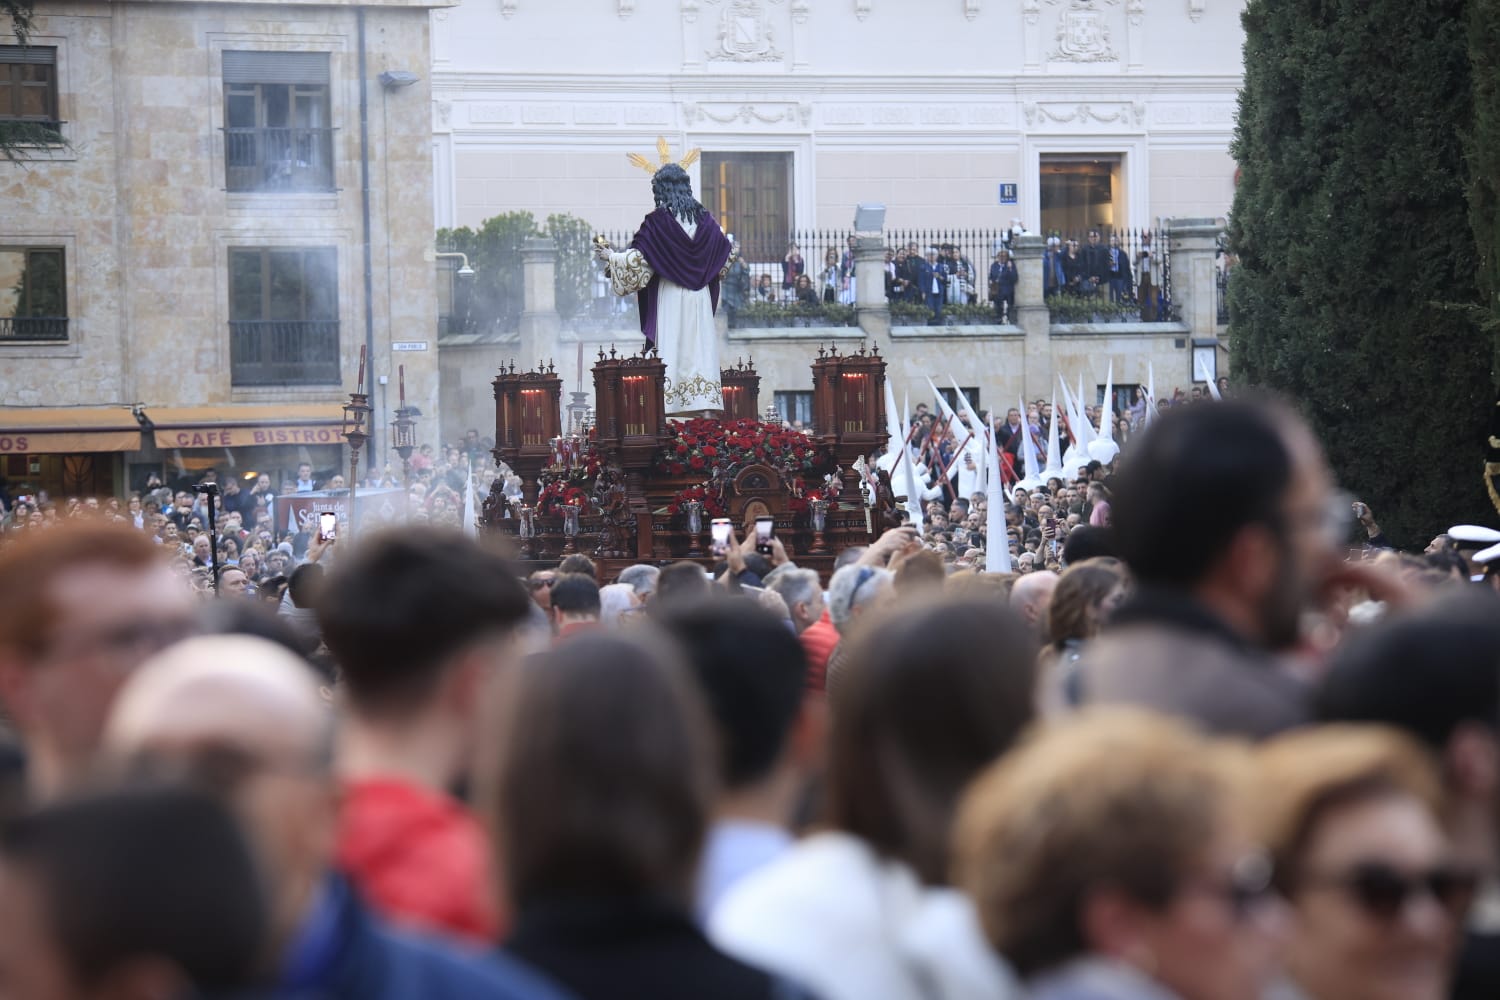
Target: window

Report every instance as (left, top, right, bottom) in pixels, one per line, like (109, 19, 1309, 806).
(701, 152, 793, 260)
(1098, 383, 1142, 418)
(0, 45, 61, 140)
(222, 51, 333, 193)
(228, 247, 339, 385)
(0, 247, 67, 342)
(774, 390, 814, 430)
(937, 387, 981, 417)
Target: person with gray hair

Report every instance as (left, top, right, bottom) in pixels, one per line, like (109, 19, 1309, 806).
(767, 567, 838, 691)
(616, 564, 660, 604)
(823, 565, 894, 697)
(598, 582, 641, 628)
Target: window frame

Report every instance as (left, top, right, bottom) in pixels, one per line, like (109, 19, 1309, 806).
(0, 45, 63, 142)
(0, 246, 68, 343)
(220, 50, 335, 194)
(227, 246, 341, 387)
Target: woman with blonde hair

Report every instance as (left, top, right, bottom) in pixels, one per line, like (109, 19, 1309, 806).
(956, 708, 1284, 1000)
(1252, 726, 1476, 1000)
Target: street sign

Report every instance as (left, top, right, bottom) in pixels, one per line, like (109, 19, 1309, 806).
(392, 341, 428, 352)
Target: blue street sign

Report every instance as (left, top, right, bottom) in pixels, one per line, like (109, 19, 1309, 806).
(998, 183, 1018, 204)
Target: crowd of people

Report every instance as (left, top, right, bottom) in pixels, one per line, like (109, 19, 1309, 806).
(0, 395, 1496, 1000)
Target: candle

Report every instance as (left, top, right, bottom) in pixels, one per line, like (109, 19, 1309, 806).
(356, 345, 367, 394)
(398, 365, 406, 407)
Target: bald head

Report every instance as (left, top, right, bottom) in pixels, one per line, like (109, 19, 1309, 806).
(1010, 571, 1060, 629)
(105, 636, 330, 770)
(103, 636, 336, 961)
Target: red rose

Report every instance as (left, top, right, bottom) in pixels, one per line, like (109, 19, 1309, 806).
(676, 443, 688, 455)
(702, 446, 717, 457)
(690, 457, 705, 470)
(671, 463, 685, 475)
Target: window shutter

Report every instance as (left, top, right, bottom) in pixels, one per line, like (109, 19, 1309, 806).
(222, 51, 330, 86)
(0, 45, 56, 65)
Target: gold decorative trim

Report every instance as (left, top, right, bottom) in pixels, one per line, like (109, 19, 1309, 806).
(664, 373, 724, 409)
(1487, 461, 1500, 518)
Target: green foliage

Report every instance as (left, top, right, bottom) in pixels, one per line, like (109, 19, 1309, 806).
(435, 212, 603, 332)
(889, 300, 935, 326)
(1229, 0, 1495, 543)
(940, 302, 1000, 324)
(732, 300, 856, 328)
(546, 213, 596, 321)
(436, 212, 539, 335)
(1044, 295, 1138, 325)
(5, 1, 32, 43)
(1468, 0, 1500, 381)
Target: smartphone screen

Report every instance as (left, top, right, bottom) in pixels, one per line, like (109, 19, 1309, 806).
(318, 511, 338, 542)
(755, 516, 774, 555)
(710, 518, 732, 557)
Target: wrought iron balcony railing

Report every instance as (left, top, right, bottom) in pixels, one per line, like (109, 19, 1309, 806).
(229, 319, 340, 385)
(224, 126, 335, 193)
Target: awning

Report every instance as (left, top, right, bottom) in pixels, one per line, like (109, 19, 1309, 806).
(145, 404, 345, 450)
(0, 407, 142, 453)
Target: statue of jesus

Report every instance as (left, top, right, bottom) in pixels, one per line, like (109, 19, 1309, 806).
(594, 163, 733, 417)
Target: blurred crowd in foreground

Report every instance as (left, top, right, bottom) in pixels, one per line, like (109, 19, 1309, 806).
(0, 396, 1496, 1000)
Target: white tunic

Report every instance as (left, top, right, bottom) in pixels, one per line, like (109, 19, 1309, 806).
(607, 215, 724, 416)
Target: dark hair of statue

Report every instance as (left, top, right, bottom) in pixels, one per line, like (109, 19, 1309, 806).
(651, 164, 705, 224)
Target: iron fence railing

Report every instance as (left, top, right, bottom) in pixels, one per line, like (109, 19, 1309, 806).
(224, 126, 335, 193)
(0, 316, 68, 342)
(229, 320, 340, 386)
(562, 225, 1179, 328)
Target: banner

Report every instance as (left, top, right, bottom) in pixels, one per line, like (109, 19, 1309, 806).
(270, 489, 406, 536)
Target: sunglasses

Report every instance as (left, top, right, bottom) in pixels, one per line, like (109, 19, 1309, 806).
(1302, 861, 1480, 921)
(530, 577, 556, 589)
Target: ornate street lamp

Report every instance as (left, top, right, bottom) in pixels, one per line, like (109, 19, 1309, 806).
(342, 346, 373, 542)
(390, 364, 418, 492)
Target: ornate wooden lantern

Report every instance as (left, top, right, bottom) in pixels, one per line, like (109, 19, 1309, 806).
(592, 345, 667, 462)
(811, 343, 886, 449)
(493, 359, 563, 502)
(720, 357, 761, 422)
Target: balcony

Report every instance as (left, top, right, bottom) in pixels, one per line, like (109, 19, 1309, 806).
(230, 320, 340, 386)
(224, 126, 335, 193)
(0, 316, 68, 342)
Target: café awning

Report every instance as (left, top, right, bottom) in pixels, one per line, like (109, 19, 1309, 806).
(145, 404, 345, 450)
(0, 407, 143, 453)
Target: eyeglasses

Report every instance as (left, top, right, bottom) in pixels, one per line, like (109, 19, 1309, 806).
(1301, 861, 1480, 921)
(530, 577, 556, 589)
(1182, 853, 1277, 921)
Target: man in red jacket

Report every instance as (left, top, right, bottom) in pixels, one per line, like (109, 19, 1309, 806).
(318, 529, 535, 944)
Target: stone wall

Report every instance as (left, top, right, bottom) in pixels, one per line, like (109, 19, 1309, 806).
(1, 1, 445, 469)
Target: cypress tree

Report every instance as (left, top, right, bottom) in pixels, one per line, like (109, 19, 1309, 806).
(1229, 0, 1493, 544)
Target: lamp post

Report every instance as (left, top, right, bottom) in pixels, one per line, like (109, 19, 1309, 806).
(390, 364, 418, 495)
(342, 346, 373, 542)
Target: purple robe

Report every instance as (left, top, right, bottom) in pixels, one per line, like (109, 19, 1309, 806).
(628, 207, 733, 346)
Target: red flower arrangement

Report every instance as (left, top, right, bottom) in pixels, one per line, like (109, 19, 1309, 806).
(535, 480, 596, 517)
(653, 418, 825, 478)
(785, 477, 842, 516)
(664, 482, 727, 517)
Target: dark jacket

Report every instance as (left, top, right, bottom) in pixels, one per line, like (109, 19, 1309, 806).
(278, 877, 572, 1000)
(506, 896, 818, 1000)
(988, 260, 1018, 298)
(1075, 589, 1310, 740)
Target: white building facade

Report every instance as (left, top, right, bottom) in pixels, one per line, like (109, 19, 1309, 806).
(430, 0, 1243, 238)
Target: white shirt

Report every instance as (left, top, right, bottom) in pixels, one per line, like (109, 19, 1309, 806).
(710, 831, 1017, 1000)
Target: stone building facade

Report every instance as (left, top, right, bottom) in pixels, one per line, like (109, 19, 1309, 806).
(432, 0, 1244, 233)
(432, 0, 1242, 441)
(0, 0, 446, 498)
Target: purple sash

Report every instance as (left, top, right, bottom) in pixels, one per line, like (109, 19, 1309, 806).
(628, 208, 733, 345)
